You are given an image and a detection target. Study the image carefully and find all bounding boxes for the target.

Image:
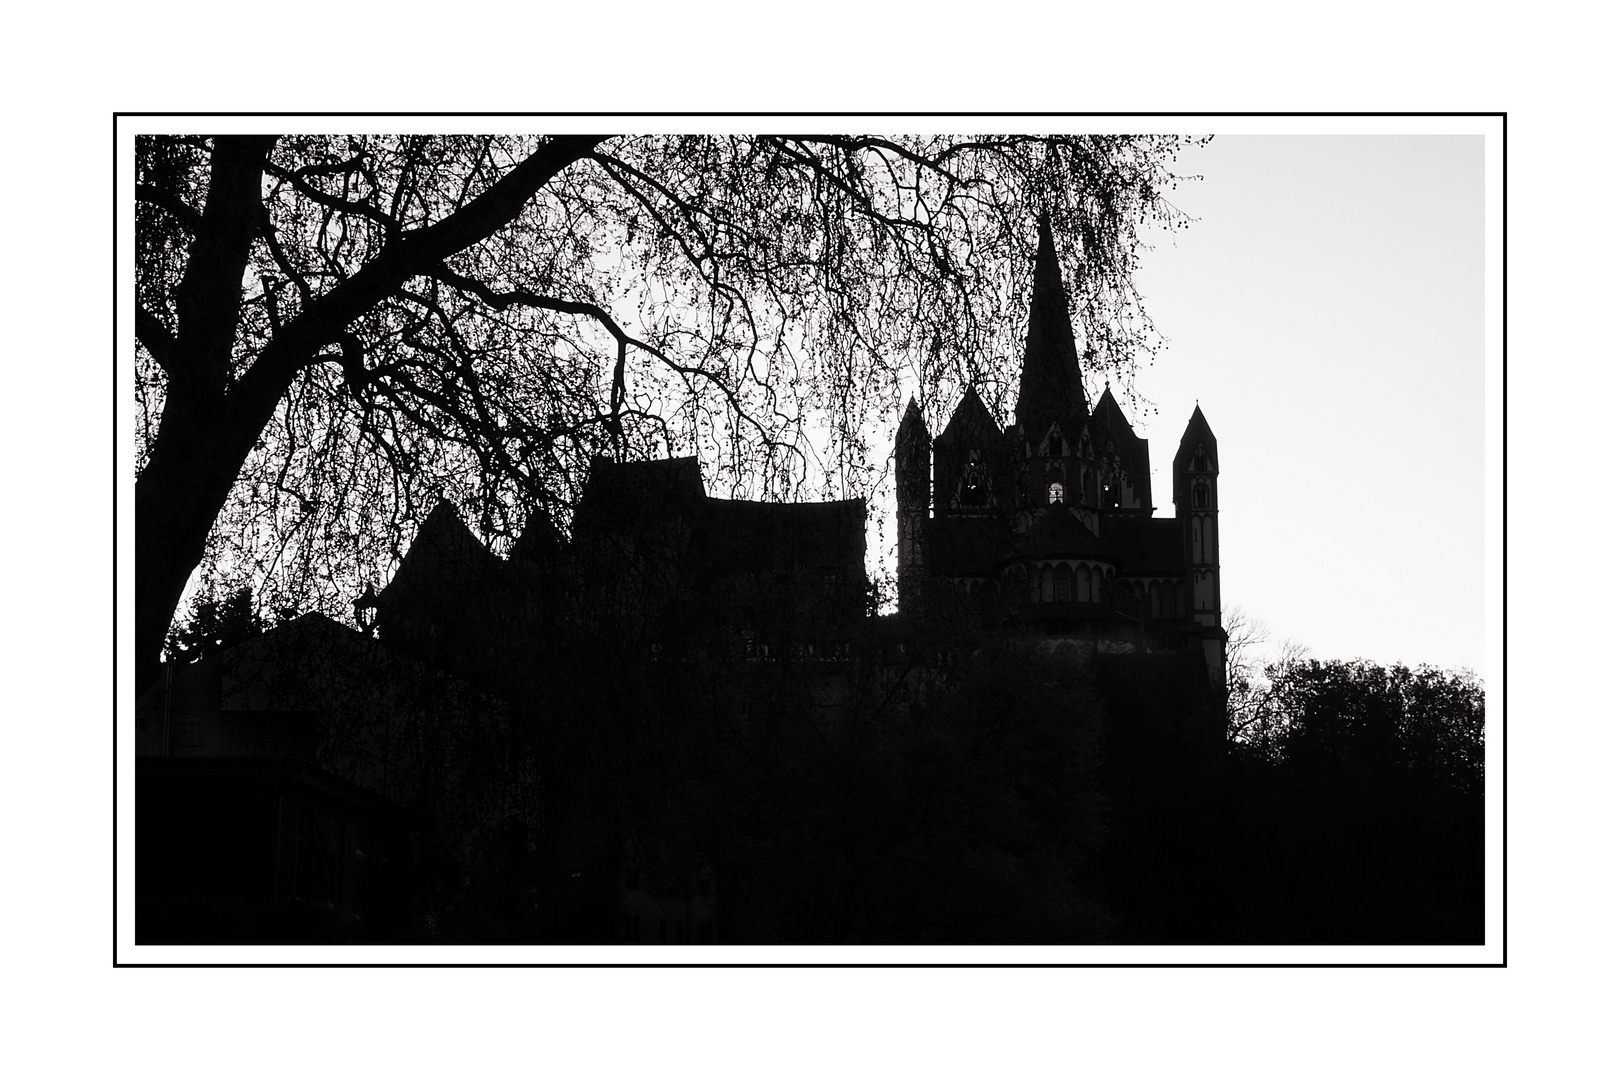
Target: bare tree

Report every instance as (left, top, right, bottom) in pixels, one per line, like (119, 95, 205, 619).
(1223, 606, 1309, 761)
(135, 133, 1204, 690)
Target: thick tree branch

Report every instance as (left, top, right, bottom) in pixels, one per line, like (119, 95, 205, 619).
(170, 135, 280, 394)
(265, 159, 399, 233)
(229, 135, 608, 426)
(136, 182, 204, 234)
(291, 154, 368, 180)
(136, 305, 177, 374)
(258, 203, 313, 309)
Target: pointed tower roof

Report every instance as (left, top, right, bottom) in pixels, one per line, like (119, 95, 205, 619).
(1172, 404, 1218, 512)
(939, 384, 995, 443)
(1015, 215, 1089, 435)
(1090, 385, 1153, 509)
(897, 395, 930, 443)
(1173, 403, 1219, 473)
(379, 498, 503, 615)
(895, 395, 932, 509)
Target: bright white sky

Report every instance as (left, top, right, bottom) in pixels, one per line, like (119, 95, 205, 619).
(1122, 134, 1490, 674)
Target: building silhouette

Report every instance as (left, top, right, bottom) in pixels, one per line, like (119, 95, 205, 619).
(369, 216, 1225, 693)
(896, 215, 1225, 691)
(137, 217, 1229, 944)
(135, 613, 516, 942)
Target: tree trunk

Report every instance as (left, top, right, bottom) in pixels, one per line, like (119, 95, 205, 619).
(136, 135, 277, 693)
(134, 134, 607, 692)
(135, 392, 264, 693)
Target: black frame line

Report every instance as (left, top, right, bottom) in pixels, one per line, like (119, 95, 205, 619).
(114, 111, 1508, 969)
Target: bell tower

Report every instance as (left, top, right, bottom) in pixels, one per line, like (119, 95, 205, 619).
(1174, 404, 1224, 691)
(895, 397, 931, 616)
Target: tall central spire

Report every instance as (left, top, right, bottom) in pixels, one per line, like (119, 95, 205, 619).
(1015, 214, 1089, 435)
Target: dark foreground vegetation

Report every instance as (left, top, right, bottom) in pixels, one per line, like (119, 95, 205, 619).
(138, 590, 1483, 947)
(1106, 657, 1484, 945)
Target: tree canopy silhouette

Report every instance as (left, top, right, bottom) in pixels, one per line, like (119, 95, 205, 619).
(135, 133, 1203, 690)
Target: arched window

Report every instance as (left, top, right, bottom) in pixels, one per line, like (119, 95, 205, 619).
(1091, 567, 1103, 602)
(1193, 483, 1210, 510)
(1040, 564, 1054, 602)
(1054, 566, 1070, 601)
(1194, 450, 1209, 473)
(1075, 564, 1089, 602)
(1150, 582, 1163, 618)
(1048, 482, 1064, 505)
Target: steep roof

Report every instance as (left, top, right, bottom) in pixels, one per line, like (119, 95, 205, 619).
(1015, 216, 1090, 436)
(1173, 404, 1219, 473)
(897, 395, 929, 441)
(376, 501, 553, 690)
(387, 498, 506, 595)
(1172, 404, 1219, 511)
(933, 386, 1014, 511)
(938, 385, 997, 445)
(1089, 386, 1154, 508)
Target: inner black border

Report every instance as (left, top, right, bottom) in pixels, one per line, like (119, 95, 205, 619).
(113, 112, 1508, 969)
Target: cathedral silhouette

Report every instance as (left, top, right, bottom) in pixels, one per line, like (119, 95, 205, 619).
(894, 216, 1225, 691)
(366, 213, 1236, 940)
(370, 216, 1226, 695)
(136, 217, 1233, 945)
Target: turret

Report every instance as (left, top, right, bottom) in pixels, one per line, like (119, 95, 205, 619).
(1173, 404, 1224, 691)
(895, 396, 931, 615)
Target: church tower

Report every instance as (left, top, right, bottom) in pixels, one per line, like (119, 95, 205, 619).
(895, 396, 931, 615)
(886, 215, 1231, 697)
(1174, 405, 1225, 691)
(1014, 214, 1091, 513)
